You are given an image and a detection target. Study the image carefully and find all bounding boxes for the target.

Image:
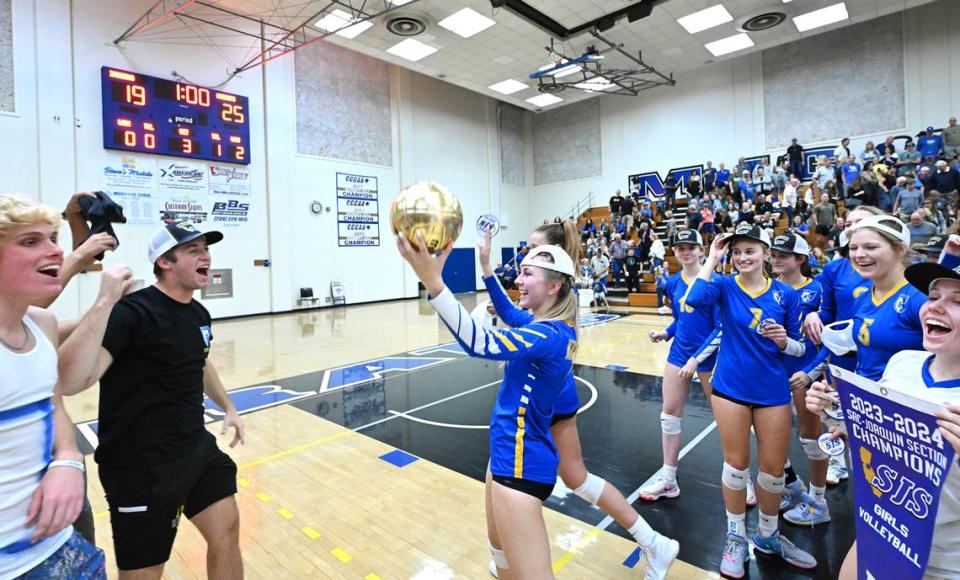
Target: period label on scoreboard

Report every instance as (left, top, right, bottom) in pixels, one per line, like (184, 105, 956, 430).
(100, 66, 251, 165)
(336, 173, 379, 246)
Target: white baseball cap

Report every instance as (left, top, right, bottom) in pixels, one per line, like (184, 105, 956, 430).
(148, 221, 223, 263)
(849, 214, 910, 246)
(520, 245, 575, 277)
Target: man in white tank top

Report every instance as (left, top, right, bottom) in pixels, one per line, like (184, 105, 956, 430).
(0, 194, 125, 578)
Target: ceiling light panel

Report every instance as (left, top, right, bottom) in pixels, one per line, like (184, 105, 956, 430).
(704, 32, 755, 56)
(526, 94, 563, 107)
(386, 38, 438, 62)
(489, 79, 528, 95)
(438, 7, 496, 38)
(677, 4, 734, 35)
(793, 3, 849, 33)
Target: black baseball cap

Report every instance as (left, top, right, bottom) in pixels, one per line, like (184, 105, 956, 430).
(673, 229, 703, 247)
(148, 221, 223, 263)
(728, 222, 771, 247)
(906, 260, 960, 295)
(916, 235, 946, 255)
(771, 232, 810, 256)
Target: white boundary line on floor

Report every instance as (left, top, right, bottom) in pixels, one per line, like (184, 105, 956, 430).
(594, 420, 718, 532)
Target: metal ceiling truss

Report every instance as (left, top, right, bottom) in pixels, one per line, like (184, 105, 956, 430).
(492, 0, 675, 97)
(531, 31, 674, 97)
(114, 0, 421, 74)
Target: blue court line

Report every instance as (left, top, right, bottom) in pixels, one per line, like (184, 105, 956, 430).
(622, 547, 642, 568)
(379, 449, 419, 468)
(605, 364, 629, 371)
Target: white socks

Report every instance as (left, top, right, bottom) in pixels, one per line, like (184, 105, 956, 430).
(758, 510, 779, 538)
(810, 483, 827, 506)
(726, 510, 746, 537)
(628, 515, 657, 548)
(661, 464, 678, 484)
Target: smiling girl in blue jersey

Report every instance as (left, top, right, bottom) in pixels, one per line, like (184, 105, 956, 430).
(641, 229, 722, 503)
(847, 214, 926, 381)
(476, 220, 679, 580)
(802, 205, 885, 484)
(686, 223, 816, 578)
(769, 233, 833, 526)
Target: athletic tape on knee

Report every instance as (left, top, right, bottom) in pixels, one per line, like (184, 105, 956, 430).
(721, 462, 748, 491)
(800, 437, 829, 460)
(573, 473, 605, 506)
(757, 471, 785, 494)
(660, 412, 682, 435)
(488, 540, 509, 569)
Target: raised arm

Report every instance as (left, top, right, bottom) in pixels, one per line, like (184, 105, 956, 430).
(477, 231, 533, 328)
(58, 264, 132, 395)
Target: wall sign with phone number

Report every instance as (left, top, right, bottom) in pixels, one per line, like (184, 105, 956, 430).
(100, 66, 251, 165)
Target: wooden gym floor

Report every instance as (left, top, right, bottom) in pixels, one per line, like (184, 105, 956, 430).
(65, 294, 854, 579)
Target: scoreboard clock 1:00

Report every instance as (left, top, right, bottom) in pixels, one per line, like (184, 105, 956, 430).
(100, 67, 251, 165)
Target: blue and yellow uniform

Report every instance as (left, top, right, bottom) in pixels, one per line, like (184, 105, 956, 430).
(429, 287, 577, 487)
(785, 278, 823, 376)
(483, 276, 581, 421)
(812, 258, 866, 372)
(851, 280, 924, 381)
(663, 272, 721, 370)
(686, 275, 804, 406)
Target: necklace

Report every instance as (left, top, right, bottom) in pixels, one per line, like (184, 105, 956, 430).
(0, 321, 30, 351)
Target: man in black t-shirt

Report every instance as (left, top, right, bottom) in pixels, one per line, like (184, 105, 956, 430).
(59, 221, 245, 578)
(609, 189, 624, 223)
(787, 138, 804, 179)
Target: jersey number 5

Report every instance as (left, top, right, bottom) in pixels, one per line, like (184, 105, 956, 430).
(858, 318, 874, 347)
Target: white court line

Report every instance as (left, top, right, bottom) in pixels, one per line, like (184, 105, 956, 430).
(594, 420, 718, 531)
(353, 380, 501, 432)
(386, 410, 489, 429)
(383, 377, 600, 431)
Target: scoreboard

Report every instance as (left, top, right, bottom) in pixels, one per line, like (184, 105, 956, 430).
(100, 66, 251, 165)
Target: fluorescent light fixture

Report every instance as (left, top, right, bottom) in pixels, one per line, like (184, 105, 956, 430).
(488, 79, 528, 95)
(538, 61, 582, 79)
(389, 0, 415, 5)
(526, 94, 563, 107)
(438, 7, 496, 38)
(313, 9, 373, 39)
(677, 4, 734, 34)
(386, 38, 438, 62)
(793, 2, 849, 32)
(704, 32, 754, 57)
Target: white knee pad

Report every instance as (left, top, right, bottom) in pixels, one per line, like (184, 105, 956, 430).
(573, 472, 605, 506)
(757, 471, 785, 494)
(800, 437, 829, 460)
(721, 462, 748, 491)
(488, 540, 508, 569)
(660, 412, 682, 435)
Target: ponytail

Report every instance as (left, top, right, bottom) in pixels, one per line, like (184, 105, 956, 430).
(534, 219, 581, 264)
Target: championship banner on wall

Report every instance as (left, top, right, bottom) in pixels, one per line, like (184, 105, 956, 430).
(336, 172, 379, 247)
(830, 366, 956, 580)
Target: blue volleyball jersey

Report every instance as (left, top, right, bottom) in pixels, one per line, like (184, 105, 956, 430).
(686, 275, 804, 406)
(430, 287, 577, 484)
(851, 279, 925, 381)
(483, 276, 579, 416)
(815, 258, 866, 324)
(664, 273, 722, 366)
(785, 278, 823, 375)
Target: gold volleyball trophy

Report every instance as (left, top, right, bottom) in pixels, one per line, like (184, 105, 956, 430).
(390, 181, 464, 253)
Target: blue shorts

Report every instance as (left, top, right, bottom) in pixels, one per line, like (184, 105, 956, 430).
(17, 531, 105, 579)
(552, 382, 580, 423)
(667, 343, 718, 373)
